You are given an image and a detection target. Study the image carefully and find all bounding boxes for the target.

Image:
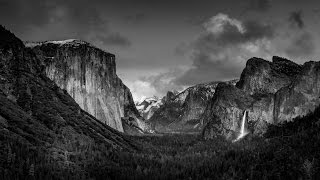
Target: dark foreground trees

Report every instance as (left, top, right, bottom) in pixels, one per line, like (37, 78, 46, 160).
(2, 106, 320, 179)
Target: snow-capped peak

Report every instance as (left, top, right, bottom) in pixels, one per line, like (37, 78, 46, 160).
(144, 96, 160, 103)
(136, 96, 163, 120)
(25, 39, 89, 48)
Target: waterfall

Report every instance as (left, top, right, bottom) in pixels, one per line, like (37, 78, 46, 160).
(233, 110, 248, 142)
(239, 110, 247, 137)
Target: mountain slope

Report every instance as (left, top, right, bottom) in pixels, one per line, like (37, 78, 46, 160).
(0, 25, 136, 178)
(202, 56, 320, 139)
(25, 39, 149, 134)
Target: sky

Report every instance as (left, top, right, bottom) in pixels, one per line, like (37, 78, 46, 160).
(1, 0, 320, 101)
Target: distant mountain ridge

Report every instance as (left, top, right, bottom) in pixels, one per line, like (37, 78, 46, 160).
(148, 79, 238, 133)
(136, 96, 163, 120)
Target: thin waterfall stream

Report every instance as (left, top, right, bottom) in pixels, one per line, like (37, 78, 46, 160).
(233, 110, 248, 142)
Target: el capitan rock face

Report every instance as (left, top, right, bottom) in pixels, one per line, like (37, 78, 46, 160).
(149, 80, 237, 133)
(202, 56, 320, 139)
(26, 40, 146, 133)
(0, 25, 136, 168)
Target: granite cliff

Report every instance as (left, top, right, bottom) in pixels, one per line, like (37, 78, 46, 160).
(202, 56, 320, 139)
(25, 40, 149, 133)
(0, 25, 136, 176)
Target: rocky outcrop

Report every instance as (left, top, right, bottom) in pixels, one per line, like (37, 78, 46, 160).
(274, 61, 320, 123)
(202, 56, 320, 139)
(136, 96, 163, 120)
(236, 56, 302, 95)
(25, 40, 148, 133)
(149, 80, 238, 133)
(202, 83, 274, 139)
(0, 25, 136, 169)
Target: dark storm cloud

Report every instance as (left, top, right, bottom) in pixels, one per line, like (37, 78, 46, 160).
(140, 69, 185, 95)
(123, 13, 147, 24)
(174, 42, 190, 56)
(196, 21, 273, 49)
(246, 0, 272, 12)
(313, 8, 320, 14)
(285, 32, 315, 57)
(0, 0, 131, 47)
(282, 10, 316, 58)
(98, 33, 131, 47)
(289, 10, 304, 29)
(155, 14, 275, 87)
(173, 53, 242, 86)
(0, 0, 100, 28)
(240, 0, 272, 16)
(173, 14, 274, 86)
(0, 0, 52, 30)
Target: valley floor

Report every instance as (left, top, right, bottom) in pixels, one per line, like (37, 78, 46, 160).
(94, 106, 320, 180)
(2, 107, 320, 180)
(113, 131, 320, 180)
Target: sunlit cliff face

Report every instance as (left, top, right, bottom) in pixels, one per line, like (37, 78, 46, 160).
(27, 40, 127, 132)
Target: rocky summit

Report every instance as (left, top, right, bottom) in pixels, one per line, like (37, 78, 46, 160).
(202, 56, 320, 139)
(25, 39, 149, 134)
(136, 96, 163, 120)
(149, 80, 238, 133)
(236, 56, 302, 95)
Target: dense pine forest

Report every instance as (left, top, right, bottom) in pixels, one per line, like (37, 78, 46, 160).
(1, 105, 320, 180)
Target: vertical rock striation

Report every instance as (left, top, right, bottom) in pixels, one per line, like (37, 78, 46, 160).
(236, 56, 302, 95)
(0, 25, 136, 166)
(202, 56, 320, 139)
(26, 40, 144, 133)
(274, 61, 320, 123)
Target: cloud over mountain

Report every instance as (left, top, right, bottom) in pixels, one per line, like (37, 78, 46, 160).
(282, 10, 315, 58)
(174, 13, 274, 86)
(138, 11, 318, 98)
(0, 0, 131, 48)
(246, 0, 272, 12)
(2, 0, 318, 101)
